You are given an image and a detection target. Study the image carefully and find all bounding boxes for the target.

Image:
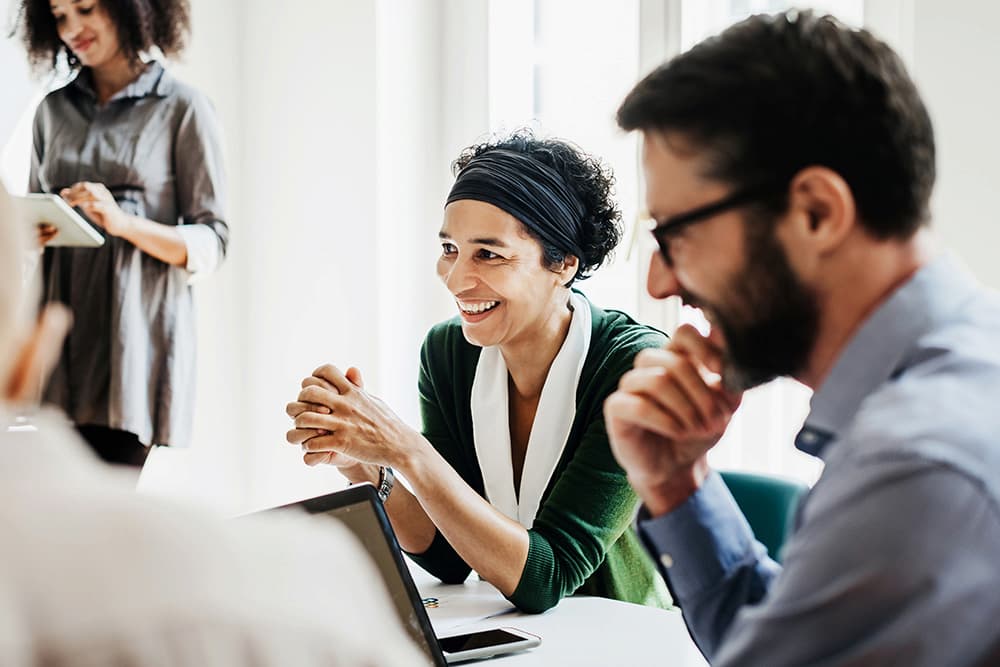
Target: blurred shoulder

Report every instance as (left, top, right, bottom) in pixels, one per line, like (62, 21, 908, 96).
(2, 465, 423, 664)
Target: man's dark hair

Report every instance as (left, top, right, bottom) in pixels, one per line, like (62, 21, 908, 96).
(16, 0, 191, 72)
(617, 10, 935, 239)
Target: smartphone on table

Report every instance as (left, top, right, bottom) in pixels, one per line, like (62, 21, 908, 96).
(438, 626, 541, 663)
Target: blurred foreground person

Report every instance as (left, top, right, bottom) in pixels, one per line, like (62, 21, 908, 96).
(0, 181, 425, 665)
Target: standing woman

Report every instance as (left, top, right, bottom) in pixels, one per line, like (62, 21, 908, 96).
(16, 0, 228, 465)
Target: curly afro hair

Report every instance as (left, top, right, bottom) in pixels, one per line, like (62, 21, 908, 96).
(15, 0, 191, 72)
(452, 130, 623, 285)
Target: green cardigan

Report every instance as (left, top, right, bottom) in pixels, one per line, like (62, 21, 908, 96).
(407, 294, 672, 613)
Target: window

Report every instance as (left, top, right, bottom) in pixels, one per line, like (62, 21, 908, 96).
(677, 0, 865, 485)
(488, 0, 645, 317)
(681, 0, 864, 51)
(489, 0, 868, 486)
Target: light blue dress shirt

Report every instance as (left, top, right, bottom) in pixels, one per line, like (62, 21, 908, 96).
(638, 254, 1000, 666)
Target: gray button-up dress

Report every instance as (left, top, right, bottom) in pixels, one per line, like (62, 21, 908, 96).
(30, 62, 229, 447)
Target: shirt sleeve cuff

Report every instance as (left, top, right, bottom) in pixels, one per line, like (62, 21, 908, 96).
(636, 470, 758, 601)
(176, 223, 222, 275)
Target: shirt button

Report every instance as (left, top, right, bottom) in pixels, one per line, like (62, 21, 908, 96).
(800, 431, 818, 444)
(660, 554, 674, 569)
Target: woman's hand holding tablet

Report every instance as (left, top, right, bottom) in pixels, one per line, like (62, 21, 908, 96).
(15, 193, 105, 248)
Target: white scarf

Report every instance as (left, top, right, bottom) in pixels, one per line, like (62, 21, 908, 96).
(470, 291, 592, 529)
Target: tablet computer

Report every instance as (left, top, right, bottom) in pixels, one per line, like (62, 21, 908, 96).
(15, 193, 105, 248)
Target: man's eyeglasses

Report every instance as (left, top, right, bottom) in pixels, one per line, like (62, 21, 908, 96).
(650, 183, 787, 266)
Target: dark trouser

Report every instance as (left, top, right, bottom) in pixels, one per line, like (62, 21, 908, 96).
(76, 424, 151, 468)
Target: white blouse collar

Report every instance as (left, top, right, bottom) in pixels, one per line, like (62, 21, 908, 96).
(470, 291, 592, 528)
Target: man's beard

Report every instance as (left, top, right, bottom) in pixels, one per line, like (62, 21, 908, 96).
(689, 222, 820, 392)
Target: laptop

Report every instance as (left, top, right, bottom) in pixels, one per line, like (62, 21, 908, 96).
(271, 483, 450, 666)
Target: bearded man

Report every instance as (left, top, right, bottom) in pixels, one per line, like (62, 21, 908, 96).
(607, 10, 1000, 667)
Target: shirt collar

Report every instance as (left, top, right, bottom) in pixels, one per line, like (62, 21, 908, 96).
(796, 253, 979, 458)
(470, 291, 592, 528)
(70, 61, 172, 102)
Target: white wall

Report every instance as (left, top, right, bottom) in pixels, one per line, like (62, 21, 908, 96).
(144, 1, 387, 512)
(0, 0, 43, 190)
(375, 0, 459, 429)
(911, 1, 1000, 287)
(145, 0, 493, 513)
(235, 0, 384, 510)
(864, 1, 1000, 289)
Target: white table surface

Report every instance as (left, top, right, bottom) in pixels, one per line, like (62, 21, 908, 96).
(409, 562, 708, 666)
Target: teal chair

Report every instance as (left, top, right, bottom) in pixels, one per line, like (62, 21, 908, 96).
(719, 471, 809, 563)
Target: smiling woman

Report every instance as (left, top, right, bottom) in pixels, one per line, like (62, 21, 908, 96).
(18, 0, 189, 72)
(286, 131, 672, 614)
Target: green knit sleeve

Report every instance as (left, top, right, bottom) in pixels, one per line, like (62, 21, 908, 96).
(508, 324, 667, 613)
(403, 326, 474, 584)
(508, 415, 642, 613)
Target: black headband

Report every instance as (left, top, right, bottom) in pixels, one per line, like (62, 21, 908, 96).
(445, 149, 587, 261)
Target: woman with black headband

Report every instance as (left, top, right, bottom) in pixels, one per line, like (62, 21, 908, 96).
(286, 132, 671, 613)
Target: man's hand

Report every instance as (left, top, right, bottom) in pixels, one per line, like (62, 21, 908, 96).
(605, 324, 742, 516)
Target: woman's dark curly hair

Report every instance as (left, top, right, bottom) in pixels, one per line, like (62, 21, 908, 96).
(452, 131, 623, 285)
(15, 0, 190, 72)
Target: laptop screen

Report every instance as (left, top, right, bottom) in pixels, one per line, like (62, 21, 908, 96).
(274, 485, 446, 666)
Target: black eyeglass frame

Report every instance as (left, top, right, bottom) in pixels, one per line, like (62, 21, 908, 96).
(650, 182, 788, 266)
